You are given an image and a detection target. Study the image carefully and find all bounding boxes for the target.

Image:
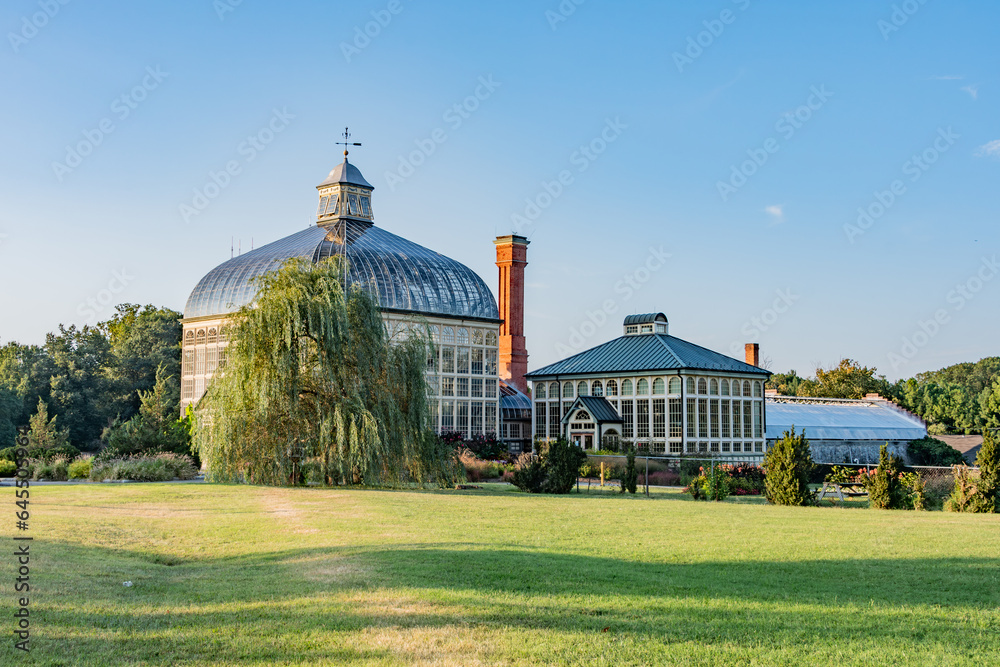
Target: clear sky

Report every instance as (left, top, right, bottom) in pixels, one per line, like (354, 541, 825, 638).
(1, 0, 997, 381)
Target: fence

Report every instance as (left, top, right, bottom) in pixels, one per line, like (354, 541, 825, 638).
(580, 455, 971, 497)
(583, 454, 763, 496)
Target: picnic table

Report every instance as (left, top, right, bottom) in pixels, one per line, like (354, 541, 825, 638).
(816, 481, 868, 502)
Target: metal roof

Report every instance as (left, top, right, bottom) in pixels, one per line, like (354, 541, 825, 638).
(765, 398, 927, 441)
(499, 380, 532, 421)
(562, 396, 623, 424)
(185, 221, 499, 321)
(623, 313, 667, 326)
(318, 158, 374, 189)
(526, 334, 770, 378)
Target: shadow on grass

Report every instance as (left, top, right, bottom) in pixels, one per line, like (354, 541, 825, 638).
(23, 537, 1000, 664)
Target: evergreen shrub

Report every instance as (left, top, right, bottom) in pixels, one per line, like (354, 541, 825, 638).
(869, 444, 905, 509)
(763, 427, 815, 506)
(620, 446, 638, 494)
(510, 439, 586, 494)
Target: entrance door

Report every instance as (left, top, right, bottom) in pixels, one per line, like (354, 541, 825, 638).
(584, 434, 593, 450)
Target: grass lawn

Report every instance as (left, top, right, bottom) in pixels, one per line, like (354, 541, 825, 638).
(5, 482, 999, 666)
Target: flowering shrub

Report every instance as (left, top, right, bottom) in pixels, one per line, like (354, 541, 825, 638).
(682, 463, 764, 496)
(684, 466, 730, 501)
(824, 458, 927, 510)
(719, 463, 765, 496)
(825, 466, 863, 484)
(683, 475, 706, 500)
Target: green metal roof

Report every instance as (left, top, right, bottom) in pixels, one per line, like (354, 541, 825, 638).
(526, 333, 771, 379)
(562, 396, 624, 424)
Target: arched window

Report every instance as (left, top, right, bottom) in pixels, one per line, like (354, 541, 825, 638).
(443, 327, 455, 343)
(457, 328, 469, 344)
(429, 325, 440, 342)
(563, 383, 574, 399)
(576, 410, 591, 421)
(577, 381, 589, 396)
(591, 381, 603, 396)
(710, 379, 719, 395)
(549, 382, 559, 398)
(472, 329, 484, 345)
(743, 381, 752, 397)
(535, 383, 547, 399)
(754, 381, 763, 397)
(652, 378, 665, 395)
(697, 378, 707, 395)
(637, 378, 649, 395)
(185, 330, 195, 346)
(196, 329, 206, 344)
(668, 377, 681, 394)
(606, 379, 618, 396)
(721, 380, 730, 396)
(686, 377, 696, 394)
(486, 331, 498, 346)
(621, 379, 634, 396)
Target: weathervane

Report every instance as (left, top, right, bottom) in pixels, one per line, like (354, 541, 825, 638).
(336, 127, 361, 158)
(334, 127, 361, 293)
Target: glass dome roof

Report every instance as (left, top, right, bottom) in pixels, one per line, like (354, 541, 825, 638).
(184, 222, 500, 321)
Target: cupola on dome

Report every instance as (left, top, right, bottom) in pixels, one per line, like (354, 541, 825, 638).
(184, 157, 499, 322)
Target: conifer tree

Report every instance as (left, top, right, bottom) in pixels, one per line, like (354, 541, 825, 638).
(27, 398, 70, 450)
(101, 365, 193, 461)
(868, 443, 903, 509)
(973, 429, 999, 512)
(620, 444, 638, 494)
(763, 427, 814, 506)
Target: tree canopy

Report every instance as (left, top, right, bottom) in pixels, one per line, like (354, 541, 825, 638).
(0, 304, 183, 450)
(192, 258, 453, 487)
(101, 365, 194, 463)
(768, 357, 1000, 435)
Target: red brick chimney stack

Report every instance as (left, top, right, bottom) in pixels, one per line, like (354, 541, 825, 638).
(495, 235, 530, 392)
(745, 343, 760, 367)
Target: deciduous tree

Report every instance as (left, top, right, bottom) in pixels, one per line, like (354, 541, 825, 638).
(193, 258, 451, 487)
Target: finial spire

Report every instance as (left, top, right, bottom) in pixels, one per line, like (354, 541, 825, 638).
(336, 127, 362, 159)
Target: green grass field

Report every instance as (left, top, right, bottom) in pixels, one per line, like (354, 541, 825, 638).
(5, 482, 999, 666)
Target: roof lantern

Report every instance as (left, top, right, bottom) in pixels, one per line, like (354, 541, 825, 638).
(623, 313, 668, 336)
(316, 128, 374, 225)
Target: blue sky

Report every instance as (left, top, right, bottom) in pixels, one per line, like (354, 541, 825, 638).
(1, 0, 997, 380)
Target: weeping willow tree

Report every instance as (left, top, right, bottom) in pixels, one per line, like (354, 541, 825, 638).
(192, 257, 459, 487)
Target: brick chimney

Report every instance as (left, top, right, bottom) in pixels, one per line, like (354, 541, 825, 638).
(495, 235, 529, 392)
(745, 343, 760, 367)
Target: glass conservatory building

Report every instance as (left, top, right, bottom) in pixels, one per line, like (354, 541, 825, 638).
(525, 313, 772, 456)
(181, 156, 503, 438)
